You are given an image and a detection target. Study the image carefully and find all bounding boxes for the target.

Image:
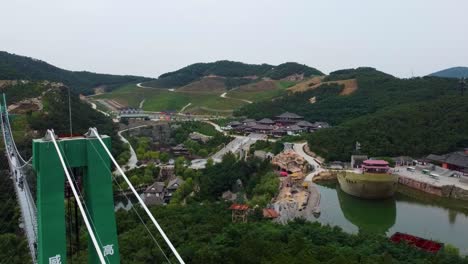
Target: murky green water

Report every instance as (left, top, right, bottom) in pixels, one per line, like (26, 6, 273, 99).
(315, 183, 468, 254)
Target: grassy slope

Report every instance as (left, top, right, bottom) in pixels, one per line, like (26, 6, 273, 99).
(95, 84, 246, 113)
(226, 80, 295, 101)
(94, 78, 298, 115)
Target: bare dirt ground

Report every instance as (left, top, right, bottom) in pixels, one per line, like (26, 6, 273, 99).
(234, 80, 278, 92)
(288, 77, 358, 96)
(177, 77, 227, 94)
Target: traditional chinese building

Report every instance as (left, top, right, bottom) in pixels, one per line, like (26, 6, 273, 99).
(275, 112, 304, 125)
(426, 149, 468, 174)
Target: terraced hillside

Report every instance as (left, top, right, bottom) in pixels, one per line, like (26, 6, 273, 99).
(93, 83, 246, 115)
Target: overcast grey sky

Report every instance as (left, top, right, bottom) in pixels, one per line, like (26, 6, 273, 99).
(1, 0, 467, 78)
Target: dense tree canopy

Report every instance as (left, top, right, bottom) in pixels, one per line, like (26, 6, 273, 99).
(308, 96, 468, 161)
(0, 51, 152, 94)
(143, 60, 323, 88)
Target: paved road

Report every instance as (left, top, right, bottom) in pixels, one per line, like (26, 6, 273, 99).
(137, 82, 175, 92)
(139, 99, 146, 109)
(293, 142, 324, 182)
(190, 133, 267, 169)
(117, 125, 150, 171)
(179, 102, 192, 113)
(220, 92, 253, 104)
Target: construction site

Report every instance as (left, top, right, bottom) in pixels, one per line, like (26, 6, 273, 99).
(271, 149, 321, 223)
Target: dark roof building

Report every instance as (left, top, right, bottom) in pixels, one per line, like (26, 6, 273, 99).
(296, 120, 315, 128)
(258, 118, 275, 125)
(311, 122, 330, 130)
(276, 112, 303, 119)
(285, 124, 303, 132)
(242, 118, 256, 124)
(228, 121, 242, 127)
(427, 149, 468, 173)
(143, 182, 166, 205)
(252, 124, 274, 131)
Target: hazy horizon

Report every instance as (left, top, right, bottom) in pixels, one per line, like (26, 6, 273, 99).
(1, 0, 467, 78)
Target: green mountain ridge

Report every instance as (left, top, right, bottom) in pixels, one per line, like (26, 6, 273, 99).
(308, 96, 468, 161)
(0, 51, 153, 95)
(236, 67, 467, 160)
(144, 60, 324, 89)
(430, 66, 468, 79)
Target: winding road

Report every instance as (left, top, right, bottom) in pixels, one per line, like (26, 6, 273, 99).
(293, 142, 324, 182)
(137, 82, 175, 92)
(117, 125, 150, 171)
(220, 92, 253, 104)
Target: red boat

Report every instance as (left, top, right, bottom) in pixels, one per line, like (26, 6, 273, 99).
(390, 232, 443, 253)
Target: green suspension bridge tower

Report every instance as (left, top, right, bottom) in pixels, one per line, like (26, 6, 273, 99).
(33, 131, 120, 264)
(1, 93, 185, 264)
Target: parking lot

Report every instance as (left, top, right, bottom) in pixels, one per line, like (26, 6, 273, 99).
(394, 165, 468, 190)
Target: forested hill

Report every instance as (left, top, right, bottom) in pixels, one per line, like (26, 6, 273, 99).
(235, 67, 458, 124)
(308, 96, 468, 161)
(236, 67, 467, 160)
(430, 66, 468, 78)
(0, 51, 152, 95)
(0, 81, 124, 161)
(143, 60, 324, 88)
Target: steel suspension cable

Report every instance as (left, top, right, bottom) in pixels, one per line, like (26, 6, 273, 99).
(90, 128, 185, 264)
(56, 138, 111, 264)
(87, 140, 172, 263)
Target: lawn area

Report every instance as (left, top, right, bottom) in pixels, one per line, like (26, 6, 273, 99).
(226, 80, 295, 102)
(93, 83, 246, 113)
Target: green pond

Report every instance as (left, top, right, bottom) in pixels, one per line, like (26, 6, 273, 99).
(314, 183, 468, 254)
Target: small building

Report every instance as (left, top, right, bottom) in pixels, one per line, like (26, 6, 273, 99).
(227, 121, 242, 128)
(351, 155, 368, 168)
(143, 182, 166, 205)
(362, 160, 390, 173)
(229, 204, 249, 223)
(171, 144, 189, 156)
(426, 149, 468, 174)
(284, 124, 304, 135)
(296, 120, 316, 132)
(311, 122, 330, 131)
(189, 132, 213, 143)
(391, 156, 414, 166)
(275, 112, 304, 125)
(164, 177, 185, 203)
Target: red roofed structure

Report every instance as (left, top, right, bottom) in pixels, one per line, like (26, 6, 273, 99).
(263, 208, 280, 219)
(229, 204, 249, 223)
(229, 204, 249, 211)
(362, 160, 390, 173)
